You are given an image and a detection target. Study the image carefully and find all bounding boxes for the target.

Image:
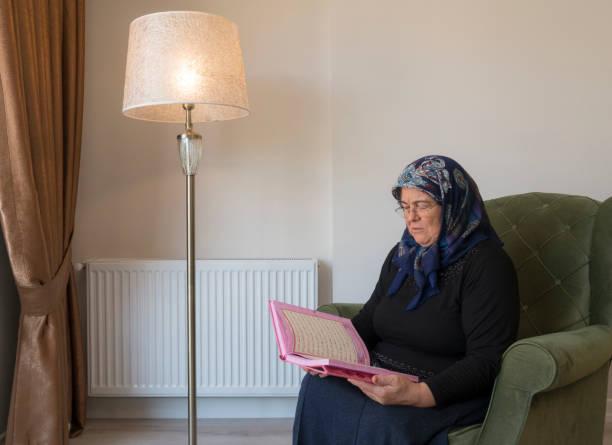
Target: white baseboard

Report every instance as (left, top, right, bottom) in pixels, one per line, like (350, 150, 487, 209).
(87, 397, 298, 419)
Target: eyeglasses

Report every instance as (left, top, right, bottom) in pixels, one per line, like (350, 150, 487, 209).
(394, 201, 438, 217)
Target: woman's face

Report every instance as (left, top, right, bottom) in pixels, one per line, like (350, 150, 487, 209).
(399, 188, 443, 247)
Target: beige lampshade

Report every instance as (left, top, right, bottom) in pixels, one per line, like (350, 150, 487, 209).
(122, 11, 249, 123)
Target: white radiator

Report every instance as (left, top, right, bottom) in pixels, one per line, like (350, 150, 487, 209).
(86, 259, 317, 397)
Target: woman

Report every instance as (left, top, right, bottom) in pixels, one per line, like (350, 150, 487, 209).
(293, 155, 519, 445)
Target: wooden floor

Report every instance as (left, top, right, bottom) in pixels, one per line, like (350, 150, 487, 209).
(66, 416, 612, 445)
(69, 419, 293, 445)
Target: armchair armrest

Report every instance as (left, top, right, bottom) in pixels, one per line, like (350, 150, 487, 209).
(477, 324, 612, 444)
(317, 303, 363, 319)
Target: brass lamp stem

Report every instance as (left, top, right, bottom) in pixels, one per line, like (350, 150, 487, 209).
(180, 102, 198, 445)
(186, 173, 196, 445)
(184, 103, 194, 131)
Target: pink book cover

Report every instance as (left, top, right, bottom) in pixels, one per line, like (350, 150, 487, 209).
(268, 300, 418, 383)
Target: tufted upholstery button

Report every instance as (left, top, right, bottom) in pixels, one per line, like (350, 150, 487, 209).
(512, 225, 517, 230)
(555, 279, 561, 285)
(542, 204, 549, 209)
(521, 304, 529, 311)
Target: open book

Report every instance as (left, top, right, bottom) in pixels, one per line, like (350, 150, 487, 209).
(269, 300, 419, 383)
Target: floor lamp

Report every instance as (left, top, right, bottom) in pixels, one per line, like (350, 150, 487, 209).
(121, 11, 249, 444)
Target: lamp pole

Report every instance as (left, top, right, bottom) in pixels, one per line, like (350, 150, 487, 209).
(178, 104, 202, 444)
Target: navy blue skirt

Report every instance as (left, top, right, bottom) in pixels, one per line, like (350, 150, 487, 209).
(293, 374, 489, 445)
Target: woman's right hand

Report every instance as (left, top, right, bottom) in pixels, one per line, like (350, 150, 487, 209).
(301, 367, 328, 378)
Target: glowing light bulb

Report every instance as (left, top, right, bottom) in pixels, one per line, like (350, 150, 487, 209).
(176, 62, 201, 95)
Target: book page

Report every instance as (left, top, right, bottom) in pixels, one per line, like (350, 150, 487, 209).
(282, 309, 358, 364)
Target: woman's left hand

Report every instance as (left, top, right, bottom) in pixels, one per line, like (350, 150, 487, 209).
(348, 375, 436, 408)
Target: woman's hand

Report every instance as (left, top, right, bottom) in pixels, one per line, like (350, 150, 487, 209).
(348, 375, 435, 407)
(301, 366, 328, 378)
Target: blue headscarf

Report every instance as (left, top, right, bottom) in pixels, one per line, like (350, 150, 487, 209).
(387, 155, 501, 310)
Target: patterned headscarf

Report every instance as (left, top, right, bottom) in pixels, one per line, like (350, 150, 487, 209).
(387, 155, 501, 310)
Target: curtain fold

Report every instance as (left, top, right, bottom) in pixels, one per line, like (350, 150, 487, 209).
(0, 0, 86, 443)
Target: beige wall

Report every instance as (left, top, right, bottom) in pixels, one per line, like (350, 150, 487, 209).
(76, 0, 612, 306)
(68, 0, 612, 420)
(330, 0, 612, 301)
(75, 0, 333, 301)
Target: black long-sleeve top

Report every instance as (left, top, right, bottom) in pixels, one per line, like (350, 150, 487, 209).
(351, 239, 519, 407)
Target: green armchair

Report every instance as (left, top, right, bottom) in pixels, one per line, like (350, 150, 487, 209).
(318, 193, 612, 445)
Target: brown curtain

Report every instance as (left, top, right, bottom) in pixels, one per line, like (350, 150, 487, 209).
(0, 0, 86, 443)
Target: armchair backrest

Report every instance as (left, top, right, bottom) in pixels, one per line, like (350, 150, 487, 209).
(485, 192, 612, 339)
